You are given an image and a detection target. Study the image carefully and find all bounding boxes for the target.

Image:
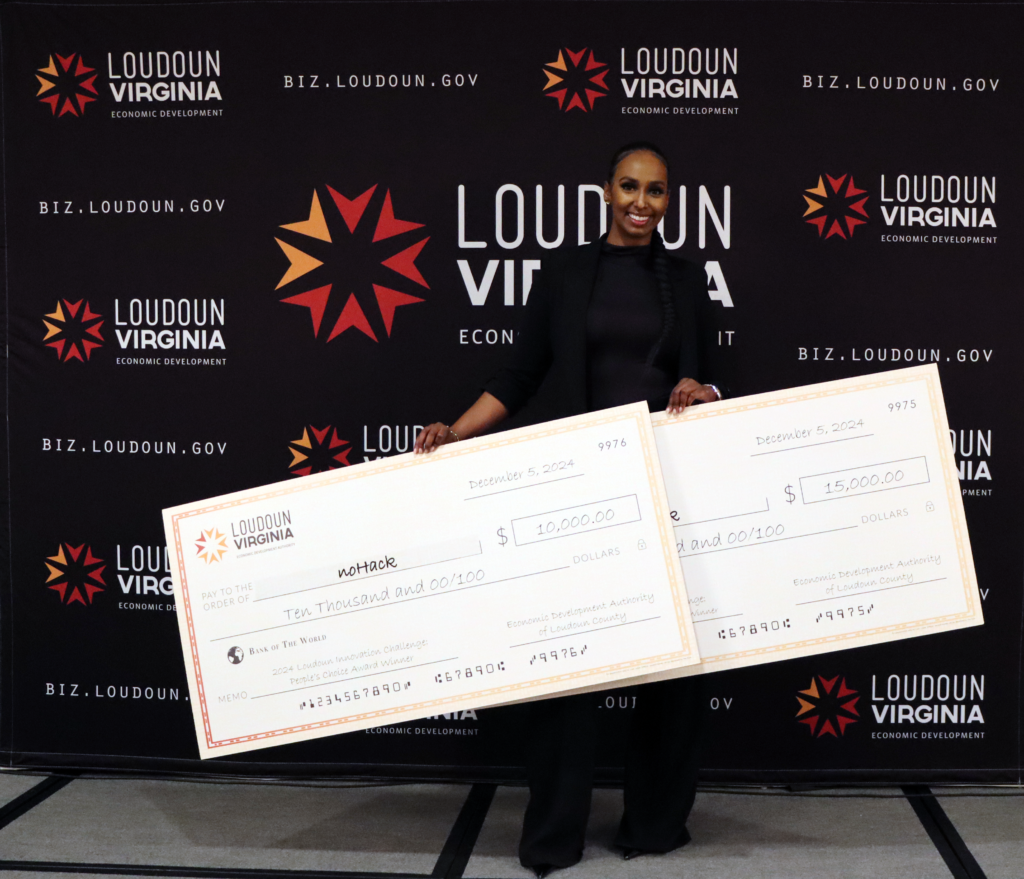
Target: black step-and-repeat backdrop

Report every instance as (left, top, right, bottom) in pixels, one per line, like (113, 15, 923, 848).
(3, 0, 1022, 783)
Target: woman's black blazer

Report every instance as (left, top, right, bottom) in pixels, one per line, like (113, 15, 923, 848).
(483, 237, 723, 418)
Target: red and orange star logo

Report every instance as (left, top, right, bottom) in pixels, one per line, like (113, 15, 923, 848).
(803, 174, 869, 239)
(45, 542, 105, 606)
(36, 53, 98, 117)
(796, 674, 860, 737)
(274, 185, 427, 344)
(542, 48, 609, 112)
(42, 299, 104, 362)
(288, 425, 352, 477)
(195, 528, 228, 564)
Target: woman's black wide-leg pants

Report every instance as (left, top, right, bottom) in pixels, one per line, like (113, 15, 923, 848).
(518, 675, 706, 869)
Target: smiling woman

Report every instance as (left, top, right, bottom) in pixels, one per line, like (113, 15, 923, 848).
(414, 142, 727, 875)
(604, 147, 670, 244)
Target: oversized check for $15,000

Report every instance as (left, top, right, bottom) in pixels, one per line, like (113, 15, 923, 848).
(163, 403, 698, 758)
(651, 364, 982, 676)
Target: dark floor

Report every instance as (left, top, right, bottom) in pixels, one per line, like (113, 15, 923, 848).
(0, 772, 1020, 879)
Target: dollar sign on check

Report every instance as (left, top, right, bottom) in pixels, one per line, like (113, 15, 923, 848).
(784, 484, 796, 504)
(497, 526, 508, 546)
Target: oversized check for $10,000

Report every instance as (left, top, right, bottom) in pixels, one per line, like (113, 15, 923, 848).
(651, 364, 982, 676)
(163, 403, 698, 758)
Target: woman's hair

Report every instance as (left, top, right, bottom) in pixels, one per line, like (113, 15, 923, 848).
(607, 142, 678, 369)
(606, 141, 670, 183)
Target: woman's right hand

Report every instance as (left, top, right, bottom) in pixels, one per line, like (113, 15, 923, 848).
(414, 423, 457, 454)
(413, 393, 510, 455)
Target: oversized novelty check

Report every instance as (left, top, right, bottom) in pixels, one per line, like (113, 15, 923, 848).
(163, 403, 698, 758)
(649, 363, 981, 677)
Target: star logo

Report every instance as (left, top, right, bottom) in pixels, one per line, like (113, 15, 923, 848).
(288, 425, 352, 477)
(803, 174, 869, 239)
(45, 542, 105, 606)
(195, 528, 228, 564)
(42, 299, 104, 362)
(542, 48, 610, 112)
(795, 674, 860, 738)
(274, 185, 428, 344)
(36, 53, 99, 117)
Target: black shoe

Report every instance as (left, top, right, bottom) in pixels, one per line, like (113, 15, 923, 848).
(621, 848, 644, 861)
(532, 866, 554, 878)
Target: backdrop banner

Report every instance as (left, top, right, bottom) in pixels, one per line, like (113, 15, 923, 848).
(2, 0, 1021, 783)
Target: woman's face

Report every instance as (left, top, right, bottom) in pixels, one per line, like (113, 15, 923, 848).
(604, 150, 669, 246)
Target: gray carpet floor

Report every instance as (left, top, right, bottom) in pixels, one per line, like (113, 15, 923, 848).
(0, 772, 47, 804)
(0, 875, 160, 879)
(0, 772, 1021, 878)
(466, 786, 950, 878)
(0, 777, 467, 872)
(934, 788, 1024, 879)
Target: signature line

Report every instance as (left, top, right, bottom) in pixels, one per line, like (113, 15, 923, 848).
(795, 577, 949, 605)
(509, 616, 661, 648)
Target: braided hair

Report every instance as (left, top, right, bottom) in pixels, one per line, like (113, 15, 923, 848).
(607, 142, 678, 369)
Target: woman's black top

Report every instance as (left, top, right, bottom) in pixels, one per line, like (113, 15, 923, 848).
(483, 237, 721, 419)
(586, 242, 677, 411)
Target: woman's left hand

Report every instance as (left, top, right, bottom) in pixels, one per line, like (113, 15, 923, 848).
(667, 378, 719, 414)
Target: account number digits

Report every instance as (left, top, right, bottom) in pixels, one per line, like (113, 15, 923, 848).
(435, 662, 505, 684)
(718, 619, 791, 639)
(299, 681, 410, 711)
